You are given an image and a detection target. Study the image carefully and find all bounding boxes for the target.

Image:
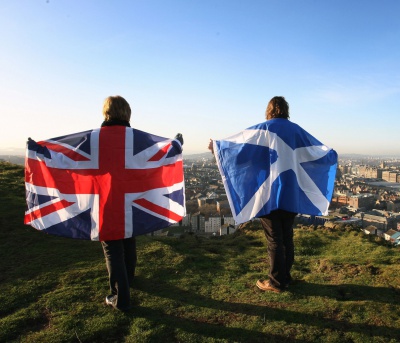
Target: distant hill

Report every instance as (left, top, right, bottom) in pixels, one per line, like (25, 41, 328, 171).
(339, 153, 400, 159)
(183, 151, 213, 160)
(184, 152, 400, 161)
(0, 152, 213, 166)
(3, 151, 400, 165)
(0, 155, 24, 165)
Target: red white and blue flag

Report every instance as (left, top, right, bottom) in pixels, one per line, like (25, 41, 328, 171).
(213, 119, 337, 224)
(24, 126, 185, 240)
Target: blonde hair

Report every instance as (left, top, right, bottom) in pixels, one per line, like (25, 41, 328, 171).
(266, 96, 289, 120)
(102, 96, 131, 122)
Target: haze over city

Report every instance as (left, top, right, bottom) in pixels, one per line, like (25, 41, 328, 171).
(1, 1, 399, 157)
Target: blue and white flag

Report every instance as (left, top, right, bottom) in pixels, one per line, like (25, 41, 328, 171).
(213, 119, 337, 224)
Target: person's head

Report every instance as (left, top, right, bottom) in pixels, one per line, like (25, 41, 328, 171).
(265, 96, 289, 120)
(102, 96, 131, 122)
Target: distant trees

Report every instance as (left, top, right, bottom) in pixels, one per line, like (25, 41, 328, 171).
(185, 200, 199, 214)
(198, 203, 218, 218)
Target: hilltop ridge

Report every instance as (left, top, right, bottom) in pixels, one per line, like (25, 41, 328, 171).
(1, 161, 399, 343)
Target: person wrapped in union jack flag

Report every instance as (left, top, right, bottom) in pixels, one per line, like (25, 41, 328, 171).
(100, 95, 183, 311)
(208, 96, 337, 294)
(25, 95, 185, 312)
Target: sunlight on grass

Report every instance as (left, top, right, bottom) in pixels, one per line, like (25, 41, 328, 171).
(1, 162, 400, 343)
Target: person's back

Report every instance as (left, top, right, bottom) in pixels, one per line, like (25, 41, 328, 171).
(209, 96, 337, 293)
(100, 96, 184, 311)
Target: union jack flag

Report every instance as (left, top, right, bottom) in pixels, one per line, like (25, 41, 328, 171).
(24, 126, 185, 240)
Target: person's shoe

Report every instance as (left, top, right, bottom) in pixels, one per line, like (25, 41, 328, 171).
(105, 295, 117, 308)
(106, 295, 132, 312)
(256, 279, 282, 293)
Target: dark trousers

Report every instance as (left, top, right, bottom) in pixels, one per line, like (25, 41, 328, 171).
(101, 237, 137, 310)
(259, 210, 296, 289)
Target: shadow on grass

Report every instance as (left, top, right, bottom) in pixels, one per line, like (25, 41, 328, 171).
(290, 281, 400, 303)
(148, 232, 261, 278)
(0, 226, 104, 278)
(131, 306, 309, 343)
(135, 276, 400, 341)
(0, 227, 105, 317)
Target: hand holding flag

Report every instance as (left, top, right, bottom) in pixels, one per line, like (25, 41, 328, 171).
(24, 127, 186, 241)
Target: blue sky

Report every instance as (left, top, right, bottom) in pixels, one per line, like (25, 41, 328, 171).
(1, 0, 399, 156)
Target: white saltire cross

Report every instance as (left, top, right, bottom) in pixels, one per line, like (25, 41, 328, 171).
(215, 129, 332, 224)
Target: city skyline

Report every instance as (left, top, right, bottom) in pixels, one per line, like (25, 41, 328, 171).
(1, 1, 399, 156)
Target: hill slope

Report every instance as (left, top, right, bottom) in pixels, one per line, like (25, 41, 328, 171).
(0, 162, 399, 343)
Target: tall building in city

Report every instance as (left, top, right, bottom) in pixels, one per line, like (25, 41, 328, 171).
(205, 214, 221, 233)
(191, 212, 205, 232)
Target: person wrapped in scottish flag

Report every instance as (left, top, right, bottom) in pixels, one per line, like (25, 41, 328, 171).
(208, 96, 337, 293)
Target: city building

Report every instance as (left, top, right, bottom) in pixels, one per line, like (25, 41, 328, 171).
(348, 194, 376, 210)
(191, 212, 205, 232)
(220, 224, 236, 236)
(223, 215, 235, 226)
(354, 212, 388, 230)
(205, 214, 221, 233)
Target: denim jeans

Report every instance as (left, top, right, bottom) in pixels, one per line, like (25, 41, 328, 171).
(259, 210, 296, 289)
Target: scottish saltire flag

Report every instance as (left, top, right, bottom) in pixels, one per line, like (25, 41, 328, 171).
(213, 119, 337, 224)
(24, 126, 185, 240)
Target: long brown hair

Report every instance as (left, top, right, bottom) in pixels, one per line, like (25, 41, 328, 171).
(266, 96, 289, 120)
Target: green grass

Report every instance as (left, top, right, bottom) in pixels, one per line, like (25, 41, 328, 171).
(1, 161, 400, 342)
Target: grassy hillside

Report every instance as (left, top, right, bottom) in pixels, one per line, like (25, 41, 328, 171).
(1, 161, 399, 343)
